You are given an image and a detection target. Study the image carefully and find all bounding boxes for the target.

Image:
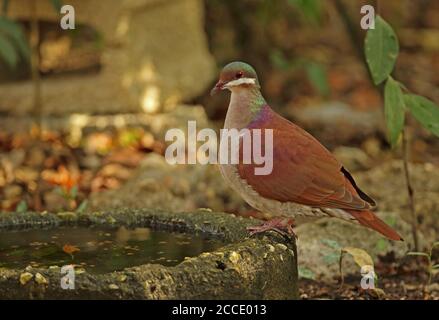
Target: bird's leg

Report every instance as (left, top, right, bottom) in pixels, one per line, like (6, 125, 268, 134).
(247, 217, 297, 238)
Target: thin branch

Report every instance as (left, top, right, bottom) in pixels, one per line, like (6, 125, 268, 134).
(339, 251, 345, 289)
(30, 0, 42, 128)
(332, 0, 376, 89)
(402, 128, 419, 251)
(332, 0, 364, 63)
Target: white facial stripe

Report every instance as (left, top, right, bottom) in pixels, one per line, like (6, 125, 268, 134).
(225, 77, 256, 88)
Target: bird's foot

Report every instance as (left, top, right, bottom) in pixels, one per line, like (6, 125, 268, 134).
(247, 218, 297, 239)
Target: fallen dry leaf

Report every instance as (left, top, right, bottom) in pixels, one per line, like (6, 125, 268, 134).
(63, 244, 80, 259)
(42, 165, 79, 192)
(342, 247, 374, 268)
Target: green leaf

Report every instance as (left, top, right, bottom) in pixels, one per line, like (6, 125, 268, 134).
(375, 238, 388, 252)
(384, 215, 397, 227)
(288, 0, 322, 25)
(2, 0, 9, 14)
(407, 252, 430, 258)
(0, 16, 30, 60)
(404, 94, 439, 137)
(76, 200, 88, 213)
(384, 77, 405, 147)
(298, 266, 316, 280)
(15, 200, 28, 213)
(306, 62, 330, 97)
(323, 252, 340, 264)
(50, 0, 63, 12)
(55, 186, 64, 196)
(321, 239, 341, 250)
(0, 34, 18, 68)
(432, 264, 439, 270)
(70, 185, 78, 199)
(365, 16, 399, 85)
(269, 49, 291, 70)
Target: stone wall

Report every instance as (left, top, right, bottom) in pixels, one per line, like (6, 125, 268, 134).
(0, 0, 216, 115)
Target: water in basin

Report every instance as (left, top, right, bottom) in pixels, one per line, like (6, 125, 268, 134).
(0, 226, 224, 274)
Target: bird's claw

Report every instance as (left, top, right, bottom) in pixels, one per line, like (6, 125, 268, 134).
(246, 218, 297, 239)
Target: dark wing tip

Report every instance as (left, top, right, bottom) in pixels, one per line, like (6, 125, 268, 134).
(341, 166, 377, 207)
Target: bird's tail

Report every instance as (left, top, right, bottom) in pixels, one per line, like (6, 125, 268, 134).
(347, 210, 403, 241)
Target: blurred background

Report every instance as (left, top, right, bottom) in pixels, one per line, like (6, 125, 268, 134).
(1, 0, 439, 299)
(0, 0, 438, 242)
(0, 0, 439, 222)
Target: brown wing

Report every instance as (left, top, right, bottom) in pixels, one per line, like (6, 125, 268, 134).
(238, 109, 374, 211)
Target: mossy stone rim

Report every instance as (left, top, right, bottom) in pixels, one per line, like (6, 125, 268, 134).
(0, 209, 298, 300)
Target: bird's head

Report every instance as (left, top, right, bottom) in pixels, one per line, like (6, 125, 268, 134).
(211, 61, 260, 96)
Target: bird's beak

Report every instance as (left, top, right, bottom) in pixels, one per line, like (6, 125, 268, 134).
(210, 80, 226, 96)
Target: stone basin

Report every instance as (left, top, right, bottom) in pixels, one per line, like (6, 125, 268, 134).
(0, 209, 298, 299)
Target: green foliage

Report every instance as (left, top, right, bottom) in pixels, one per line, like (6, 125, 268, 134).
(0, 16, 30, 69)
(321, 238, 341, 250)
(288, 0, 322, 25)
(384, 77, 405, 147)
(269, 49, 292, 70)
(15, 200, 27, 213)
(376, 216, 394, 251)
(2, 0, 9, 14)
(305, 62, 330, 97)
(375, 238, 388, 252)
(0, 35, 16, 66)
(0, 0, 62, 69)
(118, 128, 143, 148)
(49, 0, 63, 11)
(384, 215, 397, 227)
(323, 252, 340, 264)
(76, 200, 88, 214)
(55, 184, 79, 211)
(270, 49, 330, 97)
(69, 185, 78, 199)
(407, 241, 439, 284)
(321, 239, 342, 266)
(298, 266, 316, 280)
(365, 15, 439, 145)
(365, 16, 399, 85)
(404, 95, 439, 138)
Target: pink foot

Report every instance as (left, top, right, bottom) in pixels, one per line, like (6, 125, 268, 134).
(247, 218, 297, 238)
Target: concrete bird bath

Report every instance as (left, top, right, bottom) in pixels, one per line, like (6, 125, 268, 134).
(0, 209, 298, 299)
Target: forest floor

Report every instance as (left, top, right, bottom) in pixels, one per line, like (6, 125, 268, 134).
(300, 277, 439, 300)
(299, 255, 439, 300)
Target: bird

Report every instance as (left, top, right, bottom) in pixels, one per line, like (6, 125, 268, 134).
(211, 61, 403, 241)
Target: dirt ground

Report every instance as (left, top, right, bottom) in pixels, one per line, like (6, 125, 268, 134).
(299, 253, 439, 300)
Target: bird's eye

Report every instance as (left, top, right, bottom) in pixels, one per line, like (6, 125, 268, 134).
(235, 71, 243, 79)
